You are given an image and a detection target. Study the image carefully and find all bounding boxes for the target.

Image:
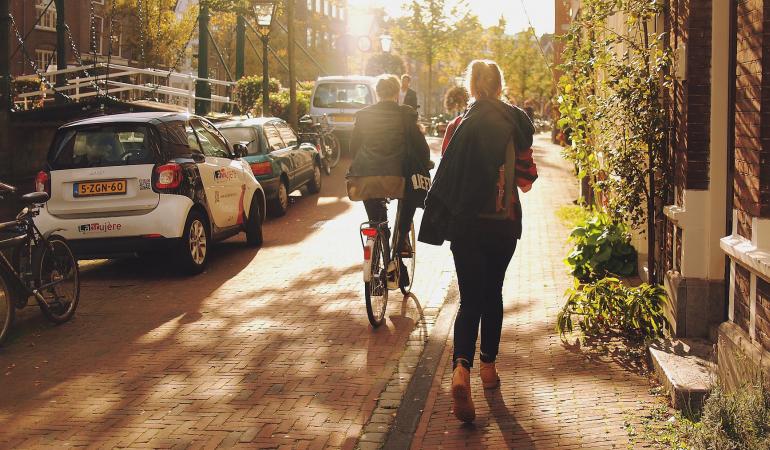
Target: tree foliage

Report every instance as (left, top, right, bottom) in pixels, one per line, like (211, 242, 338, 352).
(391, 0, 470, 114)
(365, 53, 406, 77)
(557, 0, 672, 230)
(114, 0, 197, 69)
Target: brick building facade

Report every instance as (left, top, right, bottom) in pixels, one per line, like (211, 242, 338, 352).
(556, 0, 770, 387)
(8, 0, 128, 78)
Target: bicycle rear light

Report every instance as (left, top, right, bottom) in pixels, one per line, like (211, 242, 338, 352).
(361, 228, 378, 238)
(35, 170, 50, 195)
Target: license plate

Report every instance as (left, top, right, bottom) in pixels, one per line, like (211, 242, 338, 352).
(73, 179, 127, 197)
(333, 114, 355, 123)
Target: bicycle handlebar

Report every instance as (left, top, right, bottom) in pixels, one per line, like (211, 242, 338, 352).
(0, 182, 17, 194)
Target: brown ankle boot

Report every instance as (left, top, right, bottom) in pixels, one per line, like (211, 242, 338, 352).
(451, 363, 475, 423)
(479, 361, 500, 389)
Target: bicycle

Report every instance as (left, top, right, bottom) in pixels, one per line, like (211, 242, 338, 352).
(298, 115, 341, 176)
(0, 181, 80, 345)
(317, 115, 341, 170)
(359, 200, 416, 328)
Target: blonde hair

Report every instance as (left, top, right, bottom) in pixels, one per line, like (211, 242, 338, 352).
(464, 60, 505, 101)
(375, 74, 401, 100)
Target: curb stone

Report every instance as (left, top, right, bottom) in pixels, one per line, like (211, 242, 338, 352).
(355, 280, 459, 450)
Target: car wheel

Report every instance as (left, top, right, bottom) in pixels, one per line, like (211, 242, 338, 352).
(245, 195, 264, 247)
(268, 181, 289, 217)
(178, 210, 209, 275)
(307, 163, 322, 194)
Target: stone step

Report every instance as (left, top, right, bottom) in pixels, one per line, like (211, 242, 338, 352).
(649, 338, 717, 413)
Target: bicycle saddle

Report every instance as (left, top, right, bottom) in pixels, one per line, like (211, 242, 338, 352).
(21, 192, 50, 204)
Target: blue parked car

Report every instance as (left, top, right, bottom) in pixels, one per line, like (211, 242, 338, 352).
(218, 117, 322, 217)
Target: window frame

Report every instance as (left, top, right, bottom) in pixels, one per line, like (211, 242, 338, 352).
(35, 0, 57, 31)
(263, 123, 285, 152)
(191, 119, 232, 159)
(275, 121, 298, 148)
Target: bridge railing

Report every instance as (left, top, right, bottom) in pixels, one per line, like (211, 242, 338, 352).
(12, 63, 236, 113)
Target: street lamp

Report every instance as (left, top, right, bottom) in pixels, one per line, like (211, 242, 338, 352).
(379, 34, 392, 53)
(253, 0, 277, 116)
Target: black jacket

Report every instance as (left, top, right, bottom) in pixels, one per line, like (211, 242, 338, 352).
(402, 88, 418, 110)
(418, 99, 534, 244)
(347, 101, 423, 177)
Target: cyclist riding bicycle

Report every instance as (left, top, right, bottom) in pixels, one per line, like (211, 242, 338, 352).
(346, 74, 431, 287)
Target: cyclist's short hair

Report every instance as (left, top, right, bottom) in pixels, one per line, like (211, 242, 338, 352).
(376, 74, 401, 100)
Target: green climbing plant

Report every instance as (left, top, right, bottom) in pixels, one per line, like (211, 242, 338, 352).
(557, 0, 673, 283)
(566, 210, 638, 281)
(556, 278, 670, 340)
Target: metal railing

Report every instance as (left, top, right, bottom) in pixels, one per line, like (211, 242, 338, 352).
(12, 63, 236, 112)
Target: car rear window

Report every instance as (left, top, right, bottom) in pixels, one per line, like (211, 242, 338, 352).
(312, 82, 373, 109)
(220, 127, 261, 154)
(49, 124, 157, 169)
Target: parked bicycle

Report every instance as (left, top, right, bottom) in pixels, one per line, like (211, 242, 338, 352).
(298, 114, 341, 175)
(0, 181, 80, 345)
(359, 200, 416, 327)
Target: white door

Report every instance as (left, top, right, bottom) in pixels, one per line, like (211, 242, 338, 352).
(190, 119, 244, 229)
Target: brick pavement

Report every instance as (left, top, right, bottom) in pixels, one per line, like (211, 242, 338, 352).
(410, 135, 660, 449)
(0, 140, 456, 449)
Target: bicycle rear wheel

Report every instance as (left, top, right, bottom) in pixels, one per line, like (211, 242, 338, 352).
(399, 223, 416, 295)
(34, 235, 80, 324)
(365, 232, 389, 327)
(0, 271, 14, 345)
(326, 133, 341, 168)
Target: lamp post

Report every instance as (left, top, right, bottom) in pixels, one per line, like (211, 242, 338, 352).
(253, 1, 277, 116)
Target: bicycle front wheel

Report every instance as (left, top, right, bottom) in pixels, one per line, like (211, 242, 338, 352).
(399, 223, 416, 295)
(0, 271, 14, 345)
(34, 235, 80, 324)
(365, 232, 389, 327)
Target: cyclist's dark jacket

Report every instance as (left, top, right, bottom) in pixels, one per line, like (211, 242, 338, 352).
(419, 99, 536, 245)
(346, 101, 428, 200)
(347, 101, 422, 178)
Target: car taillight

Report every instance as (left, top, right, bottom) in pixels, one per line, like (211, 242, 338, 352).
(154, 163, 183, 190)
(250, 161, 273, 176)
(35, 170, 50, 194)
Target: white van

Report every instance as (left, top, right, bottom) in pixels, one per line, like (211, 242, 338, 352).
(309, 76, 377, 142)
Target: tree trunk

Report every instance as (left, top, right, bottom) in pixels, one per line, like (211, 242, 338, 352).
(288, 0, 297, 128)
(426, 48, 433, 116)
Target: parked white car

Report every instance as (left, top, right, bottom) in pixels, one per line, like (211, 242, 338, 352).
(309, 75, 377, 142)
(33, 112, 266, 274)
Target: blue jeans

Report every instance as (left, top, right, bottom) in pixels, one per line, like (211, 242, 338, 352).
(451, 219, 517, 368)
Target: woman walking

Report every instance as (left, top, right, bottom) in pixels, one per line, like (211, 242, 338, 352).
(419, 60, 538, 423)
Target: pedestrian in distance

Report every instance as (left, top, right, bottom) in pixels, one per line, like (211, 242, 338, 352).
(399, 74, 419, 111)
(418, 59, 538, 423)
(441, 86, 470, 156)
(346, 74, 432, 286)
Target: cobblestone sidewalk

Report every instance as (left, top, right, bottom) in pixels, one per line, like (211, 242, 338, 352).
(410, 135, 660, 449)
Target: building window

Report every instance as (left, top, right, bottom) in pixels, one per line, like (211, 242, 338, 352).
(110, 30, 122, 57)
(326, 1, 332, 16)
(340, 7, 345, 21)
(306, 28, 313, 48)
(332, 4, 337, 18)
(92, 16, 104, 54)
(35, 0, 57, 31)
(307, 0, 313, 12)
(316, 0, 321, 14)
(36, 49, 56, 71)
